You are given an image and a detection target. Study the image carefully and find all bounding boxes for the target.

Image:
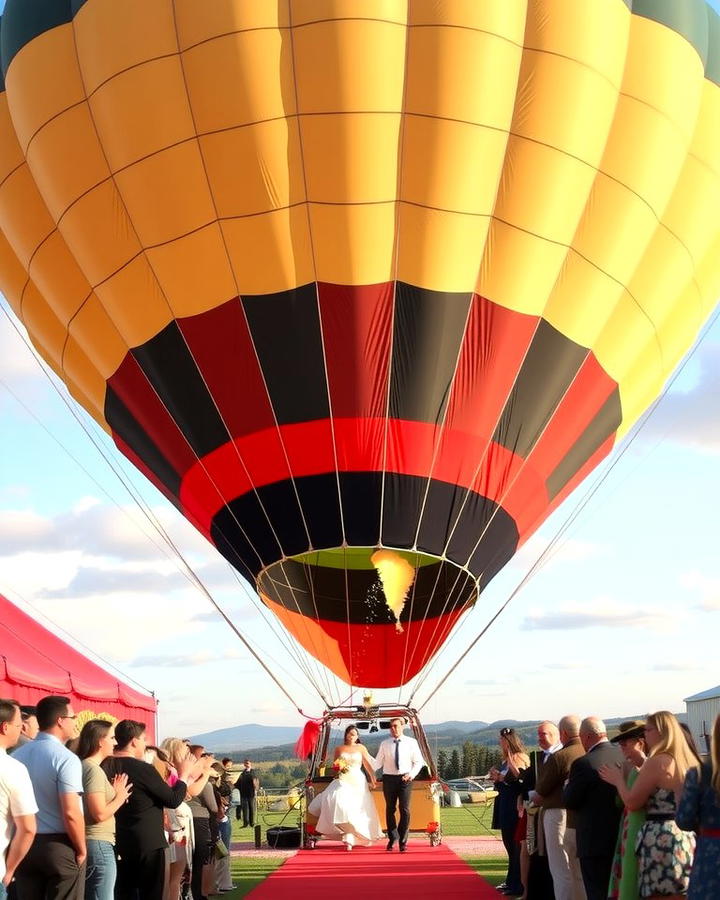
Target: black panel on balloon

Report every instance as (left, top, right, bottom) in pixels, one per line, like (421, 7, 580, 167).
(212, 481, 311, 576)
(292, 473, 344, 551)
(389, 283, 472, 423)
(257, 557, 478, 625)
(448, 489, 518, 581)
(493, 318, 588, 459)
(132, 321, 229, 459)
(546, 388, 622, 499)
(338, 472, 383, 547)
(210, 471, 518, 594)
(105, 386, 181, 497)
(242, 283, 330, 425)
(381, 473, 425, 549)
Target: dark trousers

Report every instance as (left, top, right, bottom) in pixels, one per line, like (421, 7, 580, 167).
(500, 823, 522, 892)
(14, 833, 85, 900)
(526, 852, 555, 900)
(238, 795, 255, 827)
(382, 775, 412, 845)
(579, 855, 614, 900)
(115, 847, 165, 900)
(191, 818, 212, 900)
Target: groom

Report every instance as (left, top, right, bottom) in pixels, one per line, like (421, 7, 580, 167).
(374, 717, 424, 852)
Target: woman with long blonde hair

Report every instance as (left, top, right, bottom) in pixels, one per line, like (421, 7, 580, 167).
(600, 711, 699, 899)
(159, 738, 213, 900)
(677, 714, 720, 899)
(489, 727, 530, 897)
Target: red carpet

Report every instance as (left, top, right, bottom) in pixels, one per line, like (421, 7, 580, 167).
(246, 840, 499, 898)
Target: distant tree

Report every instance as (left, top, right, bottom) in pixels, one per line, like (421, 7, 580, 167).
(448, 749, 460, 780)
(436, 749, 448, 779)
(487, 748, 503, 770)
(461, 740, 476, 777)
(476, 745, 489, 776)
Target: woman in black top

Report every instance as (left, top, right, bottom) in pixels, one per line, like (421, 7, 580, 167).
(103, 721, 195, 900)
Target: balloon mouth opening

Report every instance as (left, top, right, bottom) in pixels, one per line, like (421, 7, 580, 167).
(255, 546, 479, 630)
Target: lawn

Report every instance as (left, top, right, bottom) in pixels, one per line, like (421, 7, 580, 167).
(226, 857, 286, 899)
(460, 856, 508, 887)
(230, 800, 499, 844)
(438, 803, 498, 836)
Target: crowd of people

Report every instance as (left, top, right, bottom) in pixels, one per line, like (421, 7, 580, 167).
(3, 695, 719, 900)
(0, 695, 260, 900)
(489, 711, 720, 900)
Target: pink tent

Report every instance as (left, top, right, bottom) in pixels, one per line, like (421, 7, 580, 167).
(0, 594, 157, 740)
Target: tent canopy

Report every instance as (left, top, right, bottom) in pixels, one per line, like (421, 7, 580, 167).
(0, 594, 156, 740)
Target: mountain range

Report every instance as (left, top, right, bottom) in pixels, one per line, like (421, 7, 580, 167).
(187, 716, 678, 755)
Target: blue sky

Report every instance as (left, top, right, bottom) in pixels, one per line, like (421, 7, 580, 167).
(1, 301, 718, 738)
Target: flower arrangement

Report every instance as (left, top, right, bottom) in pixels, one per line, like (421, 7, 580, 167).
(332, 758, 351, 779)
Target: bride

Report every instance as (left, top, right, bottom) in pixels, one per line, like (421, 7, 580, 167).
(308, 725, 384, 850)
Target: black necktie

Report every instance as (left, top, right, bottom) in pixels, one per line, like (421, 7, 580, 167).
(394, 738, 400, 770)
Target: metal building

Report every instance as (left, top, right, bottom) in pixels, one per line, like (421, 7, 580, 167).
(684, 685, 720, 755)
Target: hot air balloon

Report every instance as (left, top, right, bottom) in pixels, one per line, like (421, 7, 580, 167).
(0, 1, 718, 687)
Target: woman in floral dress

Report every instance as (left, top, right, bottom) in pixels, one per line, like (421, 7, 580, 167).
(600, 711, 699, 899)
(676, 714, 720, 900)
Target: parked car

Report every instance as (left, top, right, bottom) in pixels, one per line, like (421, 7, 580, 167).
(443, 779, 497, 804)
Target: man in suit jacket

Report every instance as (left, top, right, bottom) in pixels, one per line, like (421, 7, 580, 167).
(520, 721, 561, 899)
(374, 717, 424, 852)
(235, 759, 260, 827)
(534, 715, 586, 900)
(563, 717, 623, 900)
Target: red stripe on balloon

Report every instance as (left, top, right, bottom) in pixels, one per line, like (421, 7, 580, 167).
(177, 419, 534, 535)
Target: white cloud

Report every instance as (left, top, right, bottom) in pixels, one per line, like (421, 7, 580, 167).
(130, 649, 244, 668)
(652, 662, 700, 672)
(41, 566, 194, 598)
(640, 338, 720, 454)
(522, 598, 673, 631)
(680, 570, 720, 611)
(0, 316, 43, 380)
(544, 662, 588, 671)
(510, 532, 605, 574)
(0, 502, 218, 563)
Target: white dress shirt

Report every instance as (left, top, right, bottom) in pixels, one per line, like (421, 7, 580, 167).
(374, 734, 425, 779)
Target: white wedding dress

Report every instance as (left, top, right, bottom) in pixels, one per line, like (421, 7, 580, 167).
(308, 751, 384, 847)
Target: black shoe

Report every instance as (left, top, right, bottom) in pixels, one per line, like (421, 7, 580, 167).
(495, 885, 507, 892)
(386, 840, 395, 851)
(399, 843, 407, 852)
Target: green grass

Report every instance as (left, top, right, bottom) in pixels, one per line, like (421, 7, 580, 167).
(231, 801, 498, 844)
(439, 803, 499, 836)
(224, 856, 287, 898)
(460, 856, 508, 887)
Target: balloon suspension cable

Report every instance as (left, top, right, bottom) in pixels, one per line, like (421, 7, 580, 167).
(0, 302, 327, 711)
(413, 305, 720, 713)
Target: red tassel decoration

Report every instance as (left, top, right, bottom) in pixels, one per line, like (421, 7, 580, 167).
(294, 719, 321, 759)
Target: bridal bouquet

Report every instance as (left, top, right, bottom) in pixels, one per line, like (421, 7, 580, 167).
(332, 758, 351, 780)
